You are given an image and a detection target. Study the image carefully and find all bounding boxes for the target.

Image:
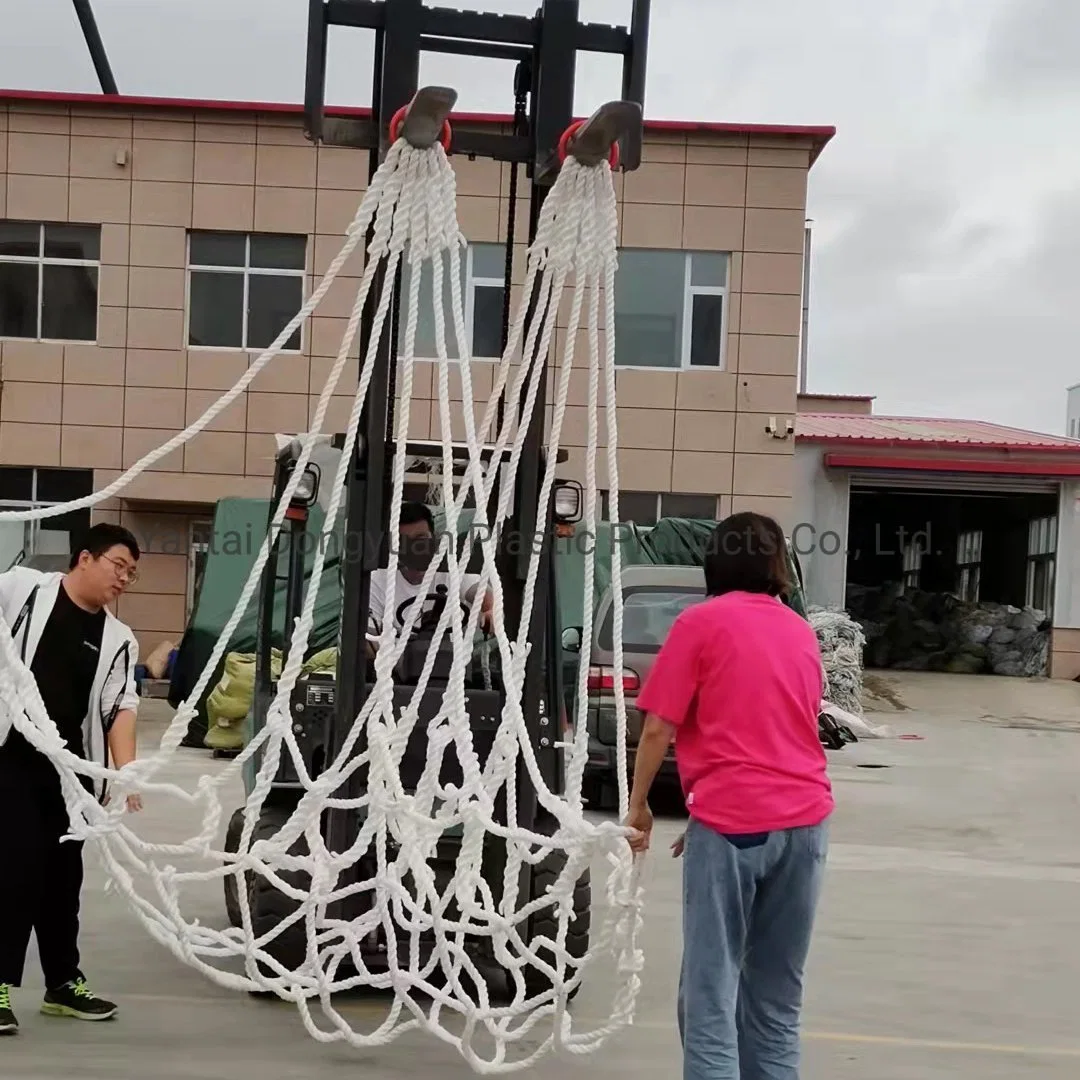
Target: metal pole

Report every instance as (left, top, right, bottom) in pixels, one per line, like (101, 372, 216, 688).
(71, 0, 119, 95)
(799, 221, 812, 393)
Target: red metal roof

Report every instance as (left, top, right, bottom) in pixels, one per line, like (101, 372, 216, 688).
(0, 89, 836, 164)
(797, 413, 1080, 453)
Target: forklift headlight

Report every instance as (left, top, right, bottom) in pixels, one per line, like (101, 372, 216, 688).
(554, 481, 582, 523)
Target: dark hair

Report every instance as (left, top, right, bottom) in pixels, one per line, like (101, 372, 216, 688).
(69, 523, 141, 570)
(703, 512, 790, 598)
(399, 501, 434, 532)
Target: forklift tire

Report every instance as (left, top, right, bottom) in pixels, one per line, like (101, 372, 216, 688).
(522, 853, 592, 1002)
(222, 804, 310, 974)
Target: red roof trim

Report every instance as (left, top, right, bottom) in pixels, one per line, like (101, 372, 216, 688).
(0, 88, 836, 163)
(824, 454, 1080, 477)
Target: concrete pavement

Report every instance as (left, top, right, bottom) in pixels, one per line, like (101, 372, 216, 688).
(4, 671, 1080, 1078)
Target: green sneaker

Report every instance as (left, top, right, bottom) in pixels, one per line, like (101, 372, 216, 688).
(0, 984, 16, 1035)
(40, 978, 117, 1021)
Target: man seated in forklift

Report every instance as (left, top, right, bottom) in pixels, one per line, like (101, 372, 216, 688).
(366, 502, 494, 656)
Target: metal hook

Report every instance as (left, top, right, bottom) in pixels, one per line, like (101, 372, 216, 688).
(389, 86, 459, 150)
(561, 100, 644, 168)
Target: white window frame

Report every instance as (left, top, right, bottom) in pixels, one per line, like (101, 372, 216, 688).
(0, 221, 101, 344)
(398, 243, 507, 364)
(900, 539, 923, 593)
(185, 231, 307, 354)
(613, 250, 731, 372)
(955, 529, 982, 602)
(1026, 515, 1057, 613)
(0, 467, 94, 567)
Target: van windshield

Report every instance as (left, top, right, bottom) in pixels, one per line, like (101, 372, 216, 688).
(597, 586, 705, 653)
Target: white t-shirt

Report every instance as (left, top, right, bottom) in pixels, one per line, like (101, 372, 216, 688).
(367, 567, 483, 639)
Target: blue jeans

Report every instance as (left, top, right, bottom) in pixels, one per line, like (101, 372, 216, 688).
(678, 816, 829, 1080)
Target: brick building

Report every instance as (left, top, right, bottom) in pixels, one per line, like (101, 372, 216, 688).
(0, 88, 834, 655)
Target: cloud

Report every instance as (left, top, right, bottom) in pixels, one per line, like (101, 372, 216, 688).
(980, 0, 1080, 97)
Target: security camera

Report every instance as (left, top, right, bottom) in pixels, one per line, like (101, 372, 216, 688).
(764, 416, 795, 439)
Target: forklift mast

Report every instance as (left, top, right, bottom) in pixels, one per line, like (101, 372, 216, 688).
(303, 0, 651, 848)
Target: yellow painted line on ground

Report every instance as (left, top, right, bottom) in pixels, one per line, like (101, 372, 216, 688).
(804, 1030, 1080, 1059)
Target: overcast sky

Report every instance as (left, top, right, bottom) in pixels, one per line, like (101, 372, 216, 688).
(3, 0, 1078, 435)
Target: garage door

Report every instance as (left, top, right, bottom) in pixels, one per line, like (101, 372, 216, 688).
(847, 469, 1060, 495)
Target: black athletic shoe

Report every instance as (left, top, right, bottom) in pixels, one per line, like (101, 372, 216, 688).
(40, 978, 117, 1021)
(0, 984, 17, 1035)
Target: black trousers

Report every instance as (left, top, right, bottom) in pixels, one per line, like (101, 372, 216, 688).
(0, 748, 85, 990)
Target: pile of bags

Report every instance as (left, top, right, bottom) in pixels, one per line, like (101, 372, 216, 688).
(847, 585, 1050, 677)
(203, 647, 339, 751)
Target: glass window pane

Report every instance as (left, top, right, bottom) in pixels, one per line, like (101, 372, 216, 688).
(0, 262, 40, 337)
(189, 231, 246, 267)
(0, 467, 34, 501)
(41, 264, 98, 341)
(613, 249, 685, 368)
(600, 587, 706, 652)
(249, 234, 307, 271)
(615, 491, 659, 526)
(36, 468, 94, 503)
(248, 274, 303, 351)
(470, 242, 506, 281)
(1049, 517, 1058, 551)
(0, 222, 42, 257)
(44, 224, 100, 261)
(188, 270, 244, 347)
(398, 256, 462, 359)
(689, 293, 724, 367)
(690, 252, 728, 288)
(661, 493, 717, 520)
(472, 284, 505, 358)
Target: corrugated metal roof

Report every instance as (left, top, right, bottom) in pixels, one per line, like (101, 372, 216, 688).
(796, 413, 1080, 451)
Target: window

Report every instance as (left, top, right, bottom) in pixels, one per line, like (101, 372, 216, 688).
(0, 466, 94, 570)
(1027, 515, 1056, 613)
(613, 250, 729, 369)
(397, 242, 507, 360)
(598, 585, 706, 653)
(955, 529, 982, 602)
(599, 490, 718, 526)
(0, 221, 100, 342)
(187, 231, 306, 352)
(900, 538, 923, 593)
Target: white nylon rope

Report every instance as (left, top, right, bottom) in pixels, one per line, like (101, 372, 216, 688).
(0, 124, 642, 1073)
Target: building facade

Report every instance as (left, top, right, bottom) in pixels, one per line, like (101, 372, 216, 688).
(0, 89, 833, 655)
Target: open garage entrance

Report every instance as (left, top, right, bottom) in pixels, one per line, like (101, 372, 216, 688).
(844, 475, 1058, 676)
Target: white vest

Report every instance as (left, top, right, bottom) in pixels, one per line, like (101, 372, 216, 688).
(0, 566, 140, 802)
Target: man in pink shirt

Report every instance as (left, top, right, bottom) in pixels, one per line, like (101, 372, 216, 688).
(625, 512, 833, 1080)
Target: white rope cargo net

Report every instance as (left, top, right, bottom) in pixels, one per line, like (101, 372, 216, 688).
(0, 108, 641, 1072)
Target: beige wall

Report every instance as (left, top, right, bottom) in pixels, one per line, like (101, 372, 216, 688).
(1, 98, 813, 651)
(798, 394, 873, 415)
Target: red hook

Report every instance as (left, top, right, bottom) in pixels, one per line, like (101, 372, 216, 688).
(389, 104, 453, 152)
(558, 119, 620, 169)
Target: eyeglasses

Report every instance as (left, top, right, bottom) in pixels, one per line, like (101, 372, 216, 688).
(102, 555, 139, 584)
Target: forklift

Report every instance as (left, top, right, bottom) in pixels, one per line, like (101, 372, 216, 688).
(221, 0, 652, 999)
